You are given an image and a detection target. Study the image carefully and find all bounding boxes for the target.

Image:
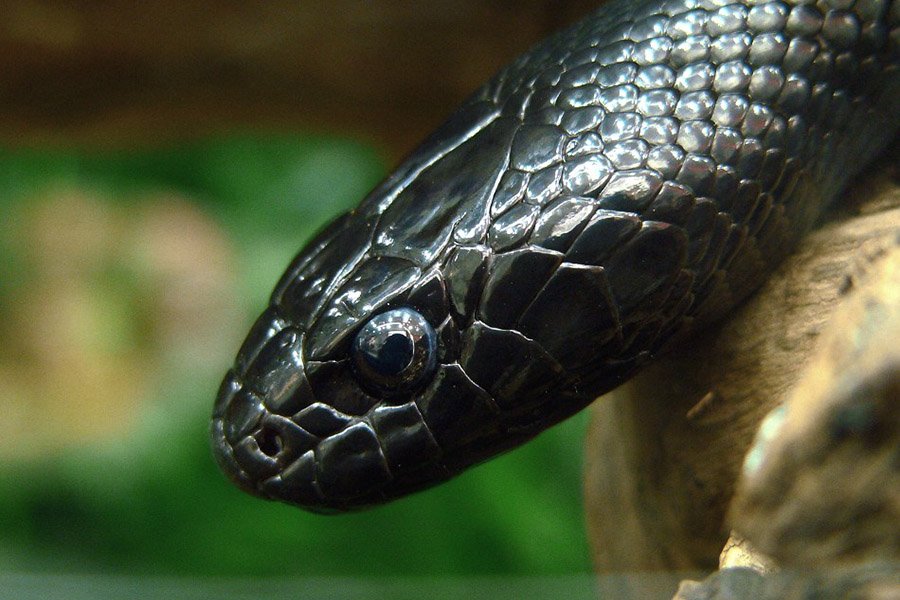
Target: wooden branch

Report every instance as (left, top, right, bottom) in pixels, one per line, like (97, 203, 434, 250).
(583, 157, 899, 589)
(730, 220, 900, 566)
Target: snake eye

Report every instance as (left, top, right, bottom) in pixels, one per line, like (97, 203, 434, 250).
(351, 307, 437, 396)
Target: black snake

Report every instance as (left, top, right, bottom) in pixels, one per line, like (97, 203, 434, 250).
(211, 0, 899, 513)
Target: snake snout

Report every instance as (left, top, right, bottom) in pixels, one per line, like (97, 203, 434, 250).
(210, 306, 323, 497)
(211, 375, 316, 493)
(212, 303, 402, 511)
(210, 373, 270, 499)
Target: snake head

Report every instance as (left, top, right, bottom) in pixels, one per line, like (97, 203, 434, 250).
(211, 87, 673, 511)
(210, 200, 647, 511)
(208, 100, 571, 512)
(211, 208, 434, 511)
(211, 202, 538, 512)
(210, 105, 685, 511)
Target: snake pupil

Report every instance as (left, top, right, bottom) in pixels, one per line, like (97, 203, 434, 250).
(373, 332, 415, 375)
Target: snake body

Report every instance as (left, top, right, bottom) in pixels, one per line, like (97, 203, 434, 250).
(211, 0, 899, 513)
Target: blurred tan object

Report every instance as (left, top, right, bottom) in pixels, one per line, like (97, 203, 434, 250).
(673, 562, 899, 600)
(717, 534, 776, 573)
(583, 157, 899, 591)
(0, 190, 239, 459)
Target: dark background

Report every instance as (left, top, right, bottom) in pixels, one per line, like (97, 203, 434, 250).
(1, 1, 598, 154)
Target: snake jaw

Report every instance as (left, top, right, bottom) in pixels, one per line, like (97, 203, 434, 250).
(209, 305, 324, 504)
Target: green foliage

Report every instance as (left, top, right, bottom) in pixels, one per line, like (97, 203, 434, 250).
(0, 134, 591, 577)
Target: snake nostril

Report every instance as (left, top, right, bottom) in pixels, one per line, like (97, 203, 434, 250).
(256, 427, 285, 457)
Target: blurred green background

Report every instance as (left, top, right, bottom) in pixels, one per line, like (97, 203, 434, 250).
(0, 133, 592, 580)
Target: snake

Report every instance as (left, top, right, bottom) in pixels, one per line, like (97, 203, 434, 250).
(210, 0, 899, 513)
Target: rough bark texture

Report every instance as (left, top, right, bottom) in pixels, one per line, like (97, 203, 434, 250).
(730, 222, 900, 566)
(583, 154, 899, 599)
(675, 236, 900, 598)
